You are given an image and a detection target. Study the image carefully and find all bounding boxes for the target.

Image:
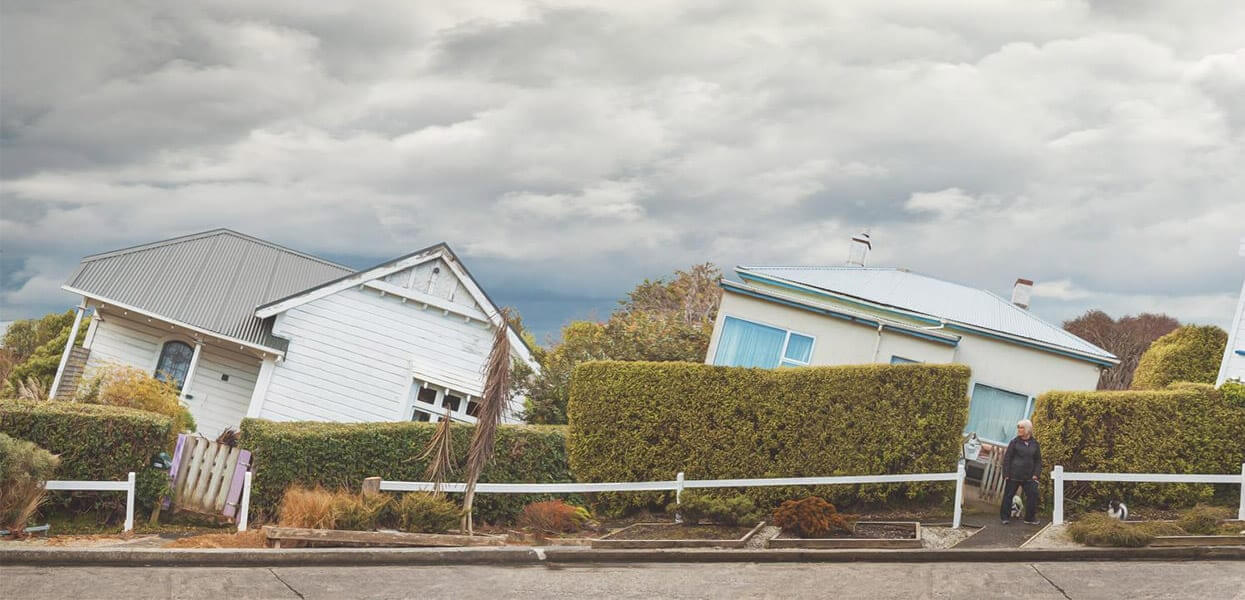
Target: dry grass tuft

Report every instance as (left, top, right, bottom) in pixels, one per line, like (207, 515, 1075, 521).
(1067, 513, 1185, 547)
(277, 486, 341, 530)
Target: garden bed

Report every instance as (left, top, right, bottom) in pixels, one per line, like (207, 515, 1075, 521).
(592, 521, 766, 549)
(766, 521, 922, 549)
(263, 526, 506, 548)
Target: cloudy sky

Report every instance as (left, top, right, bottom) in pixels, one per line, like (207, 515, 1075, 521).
(2, 1, 1243, 343)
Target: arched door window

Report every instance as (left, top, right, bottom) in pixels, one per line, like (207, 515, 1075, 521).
(154, 341, 194, 390)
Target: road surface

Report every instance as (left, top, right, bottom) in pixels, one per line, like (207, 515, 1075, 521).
(3, 561, 1242, 599)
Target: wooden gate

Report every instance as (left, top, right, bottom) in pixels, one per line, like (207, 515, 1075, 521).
(168, 434, 251, 519)
(978, 448, 1007, 502)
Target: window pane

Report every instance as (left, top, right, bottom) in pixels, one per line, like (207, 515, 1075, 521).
(416, 387, 437, 404)
(444, 394, 462, 412)
(784, 334, 813, 363)
(466, 400, 480, 417)
(412, 409, 432, 422)
(964, 384, 1030, 444)
(154, 341, 194, 390)
(890, 356, 919, 365)
(712, 317, 785, 368)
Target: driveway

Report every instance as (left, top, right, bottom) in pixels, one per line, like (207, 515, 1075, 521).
(3, 561, 1242, 599)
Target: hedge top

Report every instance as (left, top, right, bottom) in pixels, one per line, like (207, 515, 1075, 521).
(0, 399, 173, 428)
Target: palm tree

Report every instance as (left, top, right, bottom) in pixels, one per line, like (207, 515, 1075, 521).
(418, 406, 455, 493)
(461, 310, 512, 534)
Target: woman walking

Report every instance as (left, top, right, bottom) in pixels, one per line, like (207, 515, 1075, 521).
(1000, 419, 1041, 525)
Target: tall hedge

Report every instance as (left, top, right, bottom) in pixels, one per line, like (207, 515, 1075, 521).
(240, 419, 572, 524)
(1033, 383, 1245, 511)
(1130, 325, 1227, 389)
(567, 361, 971, 511)
(0, 400, 172, 515)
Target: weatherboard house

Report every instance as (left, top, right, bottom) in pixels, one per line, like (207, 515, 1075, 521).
(1216, 238, 1245, 387)
(705, 240, 1119, 446)
(50, 229, 536, 438)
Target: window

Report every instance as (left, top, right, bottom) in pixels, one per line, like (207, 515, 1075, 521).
(408, 379, 479, 423)
(890, 356, 919, 365)
(443, 394, 462, 412)
(713, 316, 815, 369)
(411, 408, 433, 422)
(154, 341, 194, 390)
(964, 383, 1031, 444)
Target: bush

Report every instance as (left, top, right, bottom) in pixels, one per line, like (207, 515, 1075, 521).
(567, 361, 970, 512)
(1131, 325, 1228, 389)
(771, 496, 854, 538)
(3, 311, 89, 394)
(669, 493, 762, 526)
(1033, 384, 1245, 510)
(77, 364, 195, 445)
(0, 400, 172, 516)
(395, 492, 460, 534)
(240, 419, 572, 524)
(1176, 504, 1232, 536)
(0, 433, 60, 532)
(278, 485, 341, 529)
(516, 500, 589, 533)
(1066, 513, 1186, 547)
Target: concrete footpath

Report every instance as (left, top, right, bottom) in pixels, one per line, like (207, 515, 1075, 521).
(2, 544, 1244, 566)
(4, 561, 1243, 599)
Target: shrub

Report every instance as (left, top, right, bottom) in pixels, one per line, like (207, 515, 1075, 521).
(517, 500, 589, 533)
(669, 493, 762, 526)
(395, 493, 460, 534)
(1066, 513, 1185, 547)
(0, 433, 60, 532)
(1222, 382, 1245, 410)
(334, 494, 393, 531)
(1131, 325, 1228, 389)
(278, 485, 340, 529)
(1033, 384, 1245, 510)
(567, 361, 970, 512)
(4, 311, 89, 394)
(1176, 504, 1232, 536)
(0, 400, 171, 516)
(771, 496, 854, 538)
(241, 419, 571, 524)
(77, 364, 195, 445)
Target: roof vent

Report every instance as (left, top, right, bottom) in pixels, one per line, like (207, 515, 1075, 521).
(1012, 278, 1034, 310)
(846, 232, 871, 267)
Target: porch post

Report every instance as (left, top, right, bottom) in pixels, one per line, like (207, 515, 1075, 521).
(49, 305, 86, 399)
(245, 355, 278, 418)
(179, 341, 204, 403)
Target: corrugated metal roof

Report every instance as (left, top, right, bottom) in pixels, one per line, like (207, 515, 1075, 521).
(65, 229, 352, 350)
(738, 266, 1117, 362)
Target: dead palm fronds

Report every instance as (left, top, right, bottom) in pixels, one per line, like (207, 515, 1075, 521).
(418, 406, 456, 493)
(461, 310, 513, 534)
(16, 377, 49, 401)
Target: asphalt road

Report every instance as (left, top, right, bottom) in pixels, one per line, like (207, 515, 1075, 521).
(3, 561, 1243, 599)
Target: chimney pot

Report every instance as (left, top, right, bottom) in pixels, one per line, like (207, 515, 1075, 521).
(1012, 278, 1034, 310)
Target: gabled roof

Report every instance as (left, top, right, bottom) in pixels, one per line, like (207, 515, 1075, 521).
(64, 229, 352, 352)
(736, 266, 1118, 365)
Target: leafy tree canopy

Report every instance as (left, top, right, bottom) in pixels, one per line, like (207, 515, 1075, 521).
(1063, 310, 1179, 390)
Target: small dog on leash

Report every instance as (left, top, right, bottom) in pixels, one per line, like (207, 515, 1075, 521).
(1010, 494, 1024, 519)
(1108, 500, 1129, 521)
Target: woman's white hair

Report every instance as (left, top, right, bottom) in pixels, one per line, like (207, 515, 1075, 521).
(1017, 419, 1034, 433)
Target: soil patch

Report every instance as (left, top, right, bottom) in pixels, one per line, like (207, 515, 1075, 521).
(608, 523, 754, 541)
(777, 522, 916, 540)
(165, 530, 266, 548)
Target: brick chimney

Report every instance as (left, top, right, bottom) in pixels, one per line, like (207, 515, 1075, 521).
(1012, 278, 1034, 310)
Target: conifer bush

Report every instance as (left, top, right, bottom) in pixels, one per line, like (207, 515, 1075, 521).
(771, 496, 855, 538)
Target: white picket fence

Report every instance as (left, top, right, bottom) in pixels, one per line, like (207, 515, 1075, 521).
(44, 472, 137, 532)
(1050, 463, 1245, 525)
(380, 462, 969, 528)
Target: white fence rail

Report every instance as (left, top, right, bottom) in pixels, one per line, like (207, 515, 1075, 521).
(1051, 463, 1245, 525)
(380, 462, 968, 528)
(44, 472, 136, 532)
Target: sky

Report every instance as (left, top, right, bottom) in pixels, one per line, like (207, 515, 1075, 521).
(2, 0, 1244, 344)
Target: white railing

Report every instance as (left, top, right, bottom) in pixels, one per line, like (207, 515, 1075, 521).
(380, 462, 968, 528)
(1051, 463, 1245, 525)
(44, 472, 137, 532)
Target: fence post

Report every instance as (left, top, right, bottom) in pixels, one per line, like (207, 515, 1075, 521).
(1051, 465, 1064, 525)
(238, 471, 253, 532)
(953, 461, 965, 529)
(1239, 463, 1245, 522)
(675, 471, 685, 505)
(124, 472, 136, 532)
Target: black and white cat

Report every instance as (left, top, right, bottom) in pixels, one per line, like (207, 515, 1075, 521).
(1108, 500, 1129, 521)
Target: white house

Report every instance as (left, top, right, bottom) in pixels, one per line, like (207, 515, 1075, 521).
(705, 242, 1119, 446)
(1215, 238, 1245, 386)
(50, 229, 537, 438)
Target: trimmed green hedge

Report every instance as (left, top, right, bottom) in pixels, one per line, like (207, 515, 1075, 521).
(567, 361, 972, 512)
(1033, 383, 1245, 511)
(0, 400, 172, 515)
(240, 419, 573, 524)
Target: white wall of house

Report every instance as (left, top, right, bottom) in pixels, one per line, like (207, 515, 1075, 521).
(82, 308, 263, 438)
(255, 275, 524, 425)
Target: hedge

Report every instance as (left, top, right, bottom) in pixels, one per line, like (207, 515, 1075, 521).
(1033, 383, 1245, 511)
(567, 361, 971, 512)
(1131, 325, 1227, 389)
(0, 400, 172, 515)
(240, 419, 573, 524)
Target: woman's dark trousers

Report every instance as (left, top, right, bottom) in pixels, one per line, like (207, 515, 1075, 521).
(999, 479, 1038, 522)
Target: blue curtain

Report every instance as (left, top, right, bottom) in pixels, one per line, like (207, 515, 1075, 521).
(714, 317, 785, 368)
(784, 333, 814, 363)
(964, 383, 1030, 444)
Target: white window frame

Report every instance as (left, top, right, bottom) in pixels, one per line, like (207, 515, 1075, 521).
(717, 314, 816, 368)
(408, 378, 480, 425)
(966, 379, 1034, 446)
